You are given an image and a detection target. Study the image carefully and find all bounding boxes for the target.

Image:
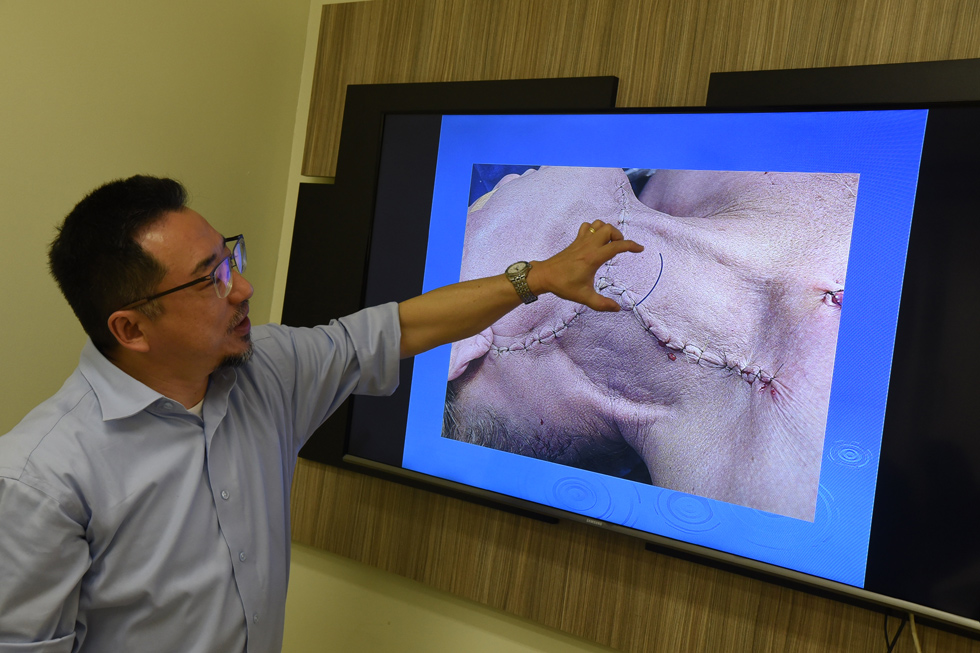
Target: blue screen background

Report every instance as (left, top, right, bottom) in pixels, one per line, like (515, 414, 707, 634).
(400, 110, 928, 588)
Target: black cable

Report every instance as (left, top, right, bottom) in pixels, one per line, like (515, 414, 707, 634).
(884, 613, 908, 652)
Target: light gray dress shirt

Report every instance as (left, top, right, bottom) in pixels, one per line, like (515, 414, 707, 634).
(0, 303, 401, 652)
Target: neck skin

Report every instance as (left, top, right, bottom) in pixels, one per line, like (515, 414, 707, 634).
(107, 347, 211, 409)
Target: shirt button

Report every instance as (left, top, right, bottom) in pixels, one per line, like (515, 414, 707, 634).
(253, 614, 259, 624)
(221, 490, 230, 500)
(162, 401, 174, 410)
(239, 552, 247, 562)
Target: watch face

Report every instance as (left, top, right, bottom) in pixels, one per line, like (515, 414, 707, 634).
(507, 261, 529, 275)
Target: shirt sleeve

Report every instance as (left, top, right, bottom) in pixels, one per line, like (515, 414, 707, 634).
(0, 478, 89, 650)
(332, 301, 401, 397)
(242, 302, 401, 453)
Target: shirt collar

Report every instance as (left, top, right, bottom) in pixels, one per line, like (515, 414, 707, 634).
(78, 340, 242, 422)
(78, 339, 168, 421)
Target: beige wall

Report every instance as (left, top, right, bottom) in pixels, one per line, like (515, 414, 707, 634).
(0, 0, 309, 434)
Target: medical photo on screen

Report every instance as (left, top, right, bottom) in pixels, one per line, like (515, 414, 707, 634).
(442, 165, 859, 522)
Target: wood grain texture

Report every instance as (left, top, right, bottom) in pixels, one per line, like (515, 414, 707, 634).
(302, 0, 980, 176)
(292, 460, 980, 652)
(294, 1, 980, 650)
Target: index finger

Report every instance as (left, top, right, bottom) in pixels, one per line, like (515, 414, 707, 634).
(597, 238, 644, 263)
(603, 223, 626, 242)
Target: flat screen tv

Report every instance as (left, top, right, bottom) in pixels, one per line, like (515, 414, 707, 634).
(341, 104, 980, 635)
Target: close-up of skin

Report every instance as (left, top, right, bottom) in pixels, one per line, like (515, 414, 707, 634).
(443, 166, 858, 521)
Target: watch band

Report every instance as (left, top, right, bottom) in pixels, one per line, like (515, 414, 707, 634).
(506, 261, 537, 304)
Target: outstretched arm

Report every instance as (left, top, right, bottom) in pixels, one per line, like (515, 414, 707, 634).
(398, 220, 643, 358)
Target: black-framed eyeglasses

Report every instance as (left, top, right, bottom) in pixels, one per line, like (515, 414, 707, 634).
(120, 235, 246, 310)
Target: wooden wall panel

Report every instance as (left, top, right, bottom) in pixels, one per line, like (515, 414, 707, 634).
(293, 462, 980, 652)
(302, 0, 980, 177)
(293, 1, 980, 650)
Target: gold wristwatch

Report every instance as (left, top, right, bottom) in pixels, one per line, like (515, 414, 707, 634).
(505, 261, 537, 304)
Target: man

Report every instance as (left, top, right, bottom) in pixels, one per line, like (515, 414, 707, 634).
(0, 175, 642, 651)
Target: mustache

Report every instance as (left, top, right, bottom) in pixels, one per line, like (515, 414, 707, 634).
(229, 300, 250, 332)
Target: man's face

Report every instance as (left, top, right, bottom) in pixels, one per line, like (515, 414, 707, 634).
(136, 208, 253, 374)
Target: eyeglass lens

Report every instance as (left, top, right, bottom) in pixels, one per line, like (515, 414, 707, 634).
(214, 237, 246, 299)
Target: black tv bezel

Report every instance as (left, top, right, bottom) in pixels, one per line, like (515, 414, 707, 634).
(281, 76, 980, 640)
(345, 100, 980, 639)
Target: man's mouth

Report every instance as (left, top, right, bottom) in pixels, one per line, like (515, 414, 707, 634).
(230, 301, 251, 334)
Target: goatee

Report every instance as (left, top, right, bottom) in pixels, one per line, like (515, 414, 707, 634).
(218, 300, 253, 370)
(218, 336, 253, 370)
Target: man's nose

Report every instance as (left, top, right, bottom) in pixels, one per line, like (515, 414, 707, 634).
(230, 268, 254, 301)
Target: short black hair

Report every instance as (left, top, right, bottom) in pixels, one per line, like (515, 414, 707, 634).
(49, 175, 188, 354)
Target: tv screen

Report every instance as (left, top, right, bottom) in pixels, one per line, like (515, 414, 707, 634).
(343, 104, 980, 634)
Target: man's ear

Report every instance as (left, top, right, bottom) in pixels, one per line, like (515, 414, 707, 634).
(106, 310, 151, 353)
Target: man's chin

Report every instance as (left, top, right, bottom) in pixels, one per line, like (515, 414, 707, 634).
(217, 339, 254, 370)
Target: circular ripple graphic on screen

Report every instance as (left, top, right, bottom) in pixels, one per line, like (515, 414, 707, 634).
(656, 490, 722, 534)
(827, 440, 874, 468)
(553, 477, 600, 512)
(522, 473, 642, 528)
(727, 484, 839, 550)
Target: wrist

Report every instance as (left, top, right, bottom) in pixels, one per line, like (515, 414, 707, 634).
(524, 260, 548, 296)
